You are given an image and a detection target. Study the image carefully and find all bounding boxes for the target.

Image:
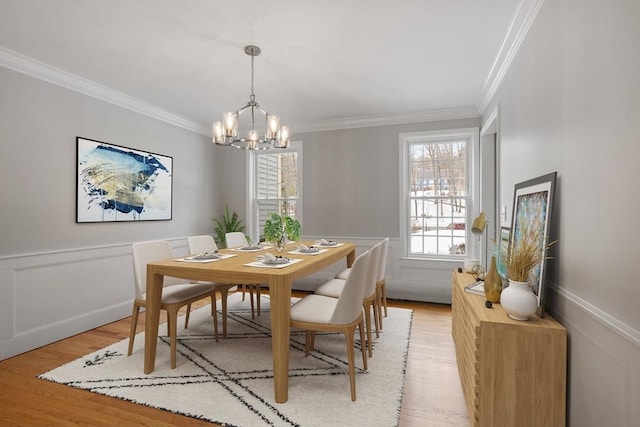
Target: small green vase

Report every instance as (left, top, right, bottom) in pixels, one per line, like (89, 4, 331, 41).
(484, 256, 502, 303)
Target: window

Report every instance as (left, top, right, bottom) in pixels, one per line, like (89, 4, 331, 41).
(399, 128, 478, 258)
(248, 142, 302, 242)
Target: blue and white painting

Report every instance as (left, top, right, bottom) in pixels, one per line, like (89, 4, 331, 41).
(76, 137, 173, 222)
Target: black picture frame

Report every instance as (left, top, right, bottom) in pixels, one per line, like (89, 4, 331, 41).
(76, 137, 173, 222)
(509, 172, 557, 317)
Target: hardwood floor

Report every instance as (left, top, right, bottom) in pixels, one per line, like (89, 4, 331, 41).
(0, 292, 469, 426)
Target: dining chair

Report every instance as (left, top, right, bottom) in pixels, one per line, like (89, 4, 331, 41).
(375, 238, 390, 325)
(187, 235, 237, 337)
(335, 237, 389, 328)
(290, 250, 369, 401)
(315, 241, 382, 357)
(224, 231, 261, 319)
(128, 240, 218, 369)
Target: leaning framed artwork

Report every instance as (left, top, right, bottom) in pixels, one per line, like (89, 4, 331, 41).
(76, 137, 173, 222)
(509, 172, 557, 316)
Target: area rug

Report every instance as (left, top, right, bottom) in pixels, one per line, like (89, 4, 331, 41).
(39, 293, 412, 427)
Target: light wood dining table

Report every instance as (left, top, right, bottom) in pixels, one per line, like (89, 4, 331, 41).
(143, 241, 356, 403)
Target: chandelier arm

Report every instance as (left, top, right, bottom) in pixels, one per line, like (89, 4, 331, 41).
(235, 103, 252, 115)
(254, 104, 268, 115)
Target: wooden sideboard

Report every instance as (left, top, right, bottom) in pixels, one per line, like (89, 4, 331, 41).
(451, 271, 567, 427)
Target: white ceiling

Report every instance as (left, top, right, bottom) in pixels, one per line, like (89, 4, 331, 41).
(0, 0, 533, 135)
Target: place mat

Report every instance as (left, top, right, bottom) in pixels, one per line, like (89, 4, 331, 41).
(314, 241, 344, 248)
(244, 258, 304, 269)
(287, 248, 328, 256)
(175, 253, 236, 263)
(230, 245, 272, 252)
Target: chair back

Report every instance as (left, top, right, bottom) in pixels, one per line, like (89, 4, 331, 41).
(330, 250, 369, 325)
(363, 241, 382, 299)
(225, 232, 248, 249)
(377, 238, 389, 282)
(188, 235, 218, 254)
(131, 240, 182, 300)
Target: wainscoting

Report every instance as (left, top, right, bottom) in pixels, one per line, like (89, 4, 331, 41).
(0, 236, 456, 360)
(2, 232, 638, 420)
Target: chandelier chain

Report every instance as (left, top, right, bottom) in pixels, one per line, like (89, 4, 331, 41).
(250, 53, 255, 101)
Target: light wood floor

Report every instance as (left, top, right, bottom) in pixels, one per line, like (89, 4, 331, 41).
(0, 292, 469, 426)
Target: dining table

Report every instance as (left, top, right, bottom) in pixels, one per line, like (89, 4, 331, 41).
(143, 240, 356, 403)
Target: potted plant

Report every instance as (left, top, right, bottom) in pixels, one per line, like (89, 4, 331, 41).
(500, 225, 555, 320)
(263, 213, 301, 251)
(212, 205, 246, 248)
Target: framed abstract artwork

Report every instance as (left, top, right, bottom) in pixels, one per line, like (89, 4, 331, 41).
(510, 172, 557, 316)
(76, 137, 173, 222)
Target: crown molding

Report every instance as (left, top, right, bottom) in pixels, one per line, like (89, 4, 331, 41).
(0, 47, 209, 136)
(478, 0, 545, 115)
(0, 46, 480, 137)
(293, 106, 480, 134)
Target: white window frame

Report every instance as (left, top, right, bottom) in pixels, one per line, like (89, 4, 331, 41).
(247, 141, 303, 243)
(399, 128, 480, 259)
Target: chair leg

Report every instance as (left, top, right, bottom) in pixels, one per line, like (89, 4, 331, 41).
(241, 284, 247, 301)
(219, 286, 230, 337)
(344, 328, 357, 401)
(304, 330, 315, 356)
(255, 285, 260, 316)
(127, 304, 140, 356)
(358, 319, 368, 371)
(381, 280, 388, 317)
(363, 302, 373, 357)
(376, 283, 384, 330)
(184, 303, 192, 329)
(167, 307, 179, 369)
(210, 295, 219, 342)
(371, 298, 380, 339)
(249, 286, 256, 319)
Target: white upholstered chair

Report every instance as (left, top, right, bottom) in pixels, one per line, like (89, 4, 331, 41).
(290, 250, 370, 401)
(128, 240, 218, 368)
(375, 238, 390, 325)
(315, 241, 382, 357)
(187, 235, 237, 337)
(336, 237, 389, 328)
(224, 231, 261, 318)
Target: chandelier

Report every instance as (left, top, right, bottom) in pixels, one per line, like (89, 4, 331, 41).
(212, 45, 290, 150)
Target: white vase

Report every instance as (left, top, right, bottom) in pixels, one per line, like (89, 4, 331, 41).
(500, 280, 538, 320)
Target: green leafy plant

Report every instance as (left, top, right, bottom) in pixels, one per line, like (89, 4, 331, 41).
(212, 205, 246, 248)
(263, 213, 301, 247)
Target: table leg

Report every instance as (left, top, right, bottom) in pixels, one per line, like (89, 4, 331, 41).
(269, 276, 292, 403)
(346, 248, 356, 267)
(144, 267, 163, 374)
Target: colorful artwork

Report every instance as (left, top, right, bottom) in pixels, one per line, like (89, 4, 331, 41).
(510, 172, 556, 316)
(76, 137, 173, 222)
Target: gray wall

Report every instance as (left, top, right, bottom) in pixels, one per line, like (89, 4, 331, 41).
(214, 118, 482, 301)
(484, 1, 639, 425)
(0, 67, 220, 358)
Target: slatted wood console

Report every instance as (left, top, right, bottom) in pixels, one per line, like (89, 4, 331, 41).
(451, 271, 567, 426)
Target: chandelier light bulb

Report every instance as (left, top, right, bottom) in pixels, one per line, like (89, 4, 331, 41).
(212, 121, 223, 143)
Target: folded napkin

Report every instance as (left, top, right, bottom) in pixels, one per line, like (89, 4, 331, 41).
(318, 239, 337, 246)
(192, 252, 221, 260)
(242, 243, 262, 250)
(297, 244, 319, 253)
(262, 252, 277, 261)
(257, 252, 289, 264)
